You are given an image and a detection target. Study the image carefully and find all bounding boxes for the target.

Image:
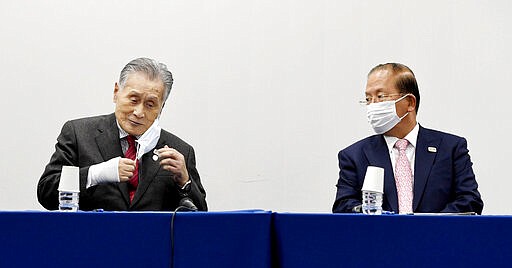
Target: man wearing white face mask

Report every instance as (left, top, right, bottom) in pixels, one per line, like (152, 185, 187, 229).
(332, 63, 483, 214)
(38, 58, 207, 211)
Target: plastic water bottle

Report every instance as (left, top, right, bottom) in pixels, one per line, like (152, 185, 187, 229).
(362, 190, 383, 215)
(59, 191, 79, 212)
(361, 166, 384, 215)
(58, 166, 80, 212)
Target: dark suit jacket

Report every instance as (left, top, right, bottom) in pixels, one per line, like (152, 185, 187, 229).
(332, 125, 483, 214)
(38, 113, 207, 211)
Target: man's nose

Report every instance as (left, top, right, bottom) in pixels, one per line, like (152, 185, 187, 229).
(133, 104, 145, 118)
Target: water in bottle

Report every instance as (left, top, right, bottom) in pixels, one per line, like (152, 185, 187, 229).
(59, 191, 79, 212)
(362, 190, 382, 215)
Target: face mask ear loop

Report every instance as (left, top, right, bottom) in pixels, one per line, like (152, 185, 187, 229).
(396, 93, 412, 120)
(399, 112, 409, 120)
(395, 93, 411, 103)
(136, 140, 142, 161)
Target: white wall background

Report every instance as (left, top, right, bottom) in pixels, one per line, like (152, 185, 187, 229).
(0, 0, 510, 214)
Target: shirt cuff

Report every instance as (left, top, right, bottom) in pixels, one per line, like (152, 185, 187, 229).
(180, 180, 192, 190)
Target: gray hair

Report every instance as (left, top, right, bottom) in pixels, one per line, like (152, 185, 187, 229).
(118, 57, 174, 105)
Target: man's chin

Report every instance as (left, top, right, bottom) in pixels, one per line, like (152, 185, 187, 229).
(122, 124, 147, 136)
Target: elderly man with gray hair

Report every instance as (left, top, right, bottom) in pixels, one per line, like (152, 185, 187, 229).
(38, 57, 207, 211)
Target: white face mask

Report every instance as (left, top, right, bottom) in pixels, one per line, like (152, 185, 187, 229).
(366, 94, 410, 134)
(135, 118, 162, 160)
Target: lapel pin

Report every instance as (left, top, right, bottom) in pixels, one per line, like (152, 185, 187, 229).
(428, 147, 437, 153)
(152, 149, 160, 161)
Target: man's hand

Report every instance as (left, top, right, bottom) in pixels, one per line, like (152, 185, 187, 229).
(118, 158, 136, 182)
(156, 145, 189, 186)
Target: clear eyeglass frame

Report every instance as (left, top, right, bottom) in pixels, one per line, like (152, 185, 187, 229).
(358, 93, 404, 105)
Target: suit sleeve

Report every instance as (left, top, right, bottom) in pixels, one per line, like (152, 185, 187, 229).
(440, 137, 484, 214)
(37, 121, 90, 210)
(332, 149, 363, 213)
(184, 146, 208, 211)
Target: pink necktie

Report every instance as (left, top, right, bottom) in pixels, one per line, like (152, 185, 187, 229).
(394, 139, 413, 214)
(125, 135, 139, 203)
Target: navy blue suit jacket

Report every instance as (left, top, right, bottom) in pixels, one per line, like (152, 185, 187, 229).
(332, 125, 483, 214)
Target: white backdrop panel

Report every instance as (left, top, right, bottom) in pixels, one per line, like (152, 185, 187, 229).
(0, 0, 510, 214)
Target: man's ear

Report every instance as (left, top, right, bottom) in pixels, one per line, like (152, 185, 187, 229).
(407, 94, 416, 112)
(113, 82, 119, 103)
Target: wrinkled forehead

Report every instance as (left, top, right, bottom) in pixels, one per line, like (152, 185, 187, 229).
(122, 73, 165, 98)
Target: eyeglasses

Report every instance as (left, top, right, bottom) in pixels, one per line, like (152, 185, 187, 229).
(359, 93, 404, 105)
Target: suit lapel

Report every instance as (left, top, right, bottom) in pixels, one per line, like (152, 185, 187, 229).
(364, 136, 398, 213)
(95, 114, 123, 161)
(130, 131, 165, 207)
(413, 126, 440, 211)
(94, 114, 130, 205)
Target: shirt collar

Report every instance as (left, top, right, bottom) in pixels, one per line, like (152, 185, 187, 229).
(383, 123, 419, 152)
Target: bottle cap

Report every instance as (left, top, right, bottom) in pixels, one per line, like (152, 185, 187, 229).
(361, 166, 384, 193)
(58, 166, 80, 192)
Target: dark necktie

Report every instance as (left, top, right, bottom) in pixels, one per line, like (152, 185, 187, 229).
(125, 135, 139, 203)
